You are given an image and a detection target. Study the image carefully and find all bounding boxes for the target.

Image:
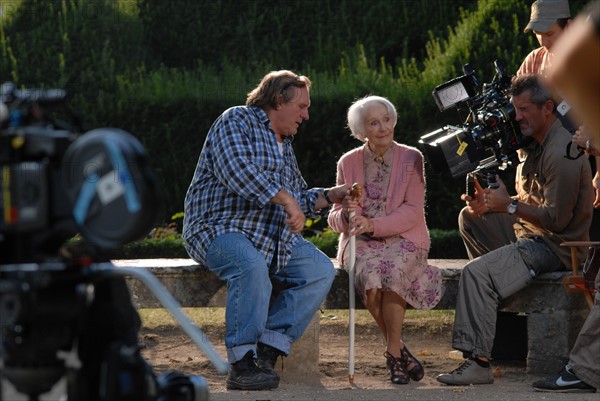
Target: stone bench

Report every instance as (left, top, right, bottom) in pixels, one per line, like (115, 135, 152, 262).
(115, 258, 589, 377)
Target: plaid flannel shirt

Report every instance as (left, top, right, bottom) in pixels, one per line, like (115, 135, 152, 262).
(183, 106, 322, 268)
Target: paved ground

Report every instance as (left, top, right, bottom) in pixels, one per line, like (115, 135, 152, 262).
(207, 382, 600, 401)
(3, 376, 599, 401)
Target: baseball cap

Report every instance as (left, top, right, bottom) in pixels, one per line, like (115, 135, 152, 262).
(524, 0, 571, 33)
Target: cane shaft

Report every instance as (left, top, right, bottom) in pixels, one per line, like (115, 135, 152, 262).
(348, 211, 356, 382)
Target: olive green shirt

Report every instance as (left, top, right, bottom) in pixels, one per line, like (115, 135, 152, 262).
(514, 119, 593, 267)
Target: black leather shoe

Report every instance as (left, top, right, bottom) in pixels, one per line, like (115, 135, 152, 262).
(401, 344, 425, 381)
(226, 350, 279, 390)
(257, 343, 284, 378)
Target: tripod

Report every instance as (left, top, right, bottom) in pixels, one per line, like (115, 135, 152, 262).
(0, 261, 228, 401)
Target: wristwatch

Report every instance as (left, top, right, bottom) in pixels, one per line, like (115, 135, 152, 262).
(323, 189, 333, 205)
(507, 199, 519, 215)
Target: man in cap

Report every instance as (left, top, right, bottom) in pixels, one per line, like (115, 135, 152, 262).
(516, 0, 576, 150)
(520, 0, 600, 232)
(517, 0, 572, 76)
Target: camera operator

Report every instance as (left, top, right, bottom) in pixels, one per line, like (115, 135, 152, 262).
(436, 73, 593, 386)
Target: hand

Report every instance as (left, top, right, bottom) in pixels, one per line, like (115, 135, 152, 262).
(283, 199, 306, 233)
(349, 214, 373, 236)
(272, 190, 306, 233)
(342, 194, 360, 213)
(572, 126, 590, 149)
(460, 175, 489, 216)
(328, 183, 352, 203)
(482, 175, 512, 213)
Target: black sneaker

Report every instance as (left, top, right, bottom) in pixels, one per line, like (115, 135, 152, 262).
(256, 343, 284, 377)
(226, 350, 279, 390)
(532, 365, 596, 393)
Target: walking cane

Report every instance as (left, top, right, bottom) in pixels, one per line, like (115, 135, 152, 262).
(347, 183, 362, 384)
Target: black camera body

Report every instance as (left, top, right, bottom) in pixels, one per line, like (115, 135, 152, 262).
(0, 82, 160, 261)
(419, 60, 530, 180)
(0, 82, 210, 401)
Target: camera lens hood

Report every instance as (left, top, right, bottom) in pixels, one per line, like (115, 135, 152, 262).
(61, 128, 160, 250)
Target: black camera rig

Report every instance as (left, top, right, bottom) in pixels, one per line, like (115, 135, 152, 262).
(0, 82, 227, 401)
(419, 60, 531, 186)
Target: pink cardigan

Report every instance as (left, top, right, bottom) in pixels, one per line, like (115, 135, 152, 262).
(327, 142, 431, 265)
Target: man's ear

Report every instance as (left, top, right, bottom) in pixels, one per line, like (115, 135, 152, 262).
(275, 94, 284, 110)
(543, 99, 555, 116)
(565, 19, 573, 29)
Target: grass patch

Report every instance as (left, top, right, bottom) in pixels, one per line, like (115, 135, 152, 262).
(139, 307, 226, 329)
(139, 307, 455, 334)
(321, 309, 455, 335)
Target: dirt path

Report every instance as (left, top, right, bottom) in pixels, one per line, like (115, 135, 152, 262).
(138, 317, 562, 400)
(4, 317, 597, 400)
(139, 320, 600, 401)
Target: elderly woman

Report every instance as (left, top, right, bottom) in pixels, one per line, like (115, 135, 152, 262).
(328, 95, 442, 384)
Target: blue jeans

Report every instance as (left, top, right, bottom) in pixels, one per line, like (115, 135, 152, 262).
(206, 232, 335, 363)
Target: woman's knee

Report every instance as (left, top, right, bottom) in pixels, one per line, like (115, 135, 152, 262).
(364, 288, 381, 306)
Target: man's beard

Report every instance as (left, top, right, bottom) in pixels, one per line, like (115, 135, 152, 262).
(520, 124, 534, 137)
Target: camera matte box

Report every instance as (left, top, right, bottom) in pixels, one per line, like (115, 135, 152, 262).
(419, 125, 479, 178)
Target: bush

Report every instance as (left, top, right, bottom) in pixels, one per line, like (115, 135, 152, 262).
(2, 0, 591, 230)
(116, 237, 188, 259)
(115, 228, 464, 260)
(137, 0, 474, 71)
(305, 230, 340, 258)
(0, 0, 145, 113)
(428, 229, 467, 259)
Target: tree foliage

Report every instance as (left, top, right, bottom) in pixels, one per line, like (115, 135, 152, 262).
(0, 0, 592, 228)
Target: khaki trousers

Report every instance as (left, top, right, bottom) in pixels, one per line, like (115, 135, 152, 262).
(453, 208, 564, 358)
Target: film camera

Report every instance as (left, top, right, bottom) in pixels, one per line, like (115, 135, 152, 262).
(419, 60, 531, 189)
(0, 82, 226, 400)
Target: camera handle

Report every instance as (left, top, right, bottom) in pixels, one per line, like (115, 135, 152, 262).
(94, 263, 229, 374)
(486, 172, 500, 189)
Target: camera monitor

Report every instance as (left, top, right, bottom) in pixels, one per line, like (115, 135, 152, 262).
(432, 74, 477, 111)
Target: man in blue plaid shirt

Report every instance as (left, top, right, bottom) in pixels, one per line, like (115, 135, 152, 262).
(183, 70, 348, 390)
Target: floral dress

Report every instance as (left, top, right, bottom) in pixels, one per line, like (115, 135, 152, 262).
(342, 145, 443, 310)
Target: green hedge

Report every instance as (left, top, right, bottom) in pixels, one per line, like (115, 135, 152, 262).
(1, 0, 591, 231)
(137, 0, 475, 71)
(114, 228, 466, 260)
